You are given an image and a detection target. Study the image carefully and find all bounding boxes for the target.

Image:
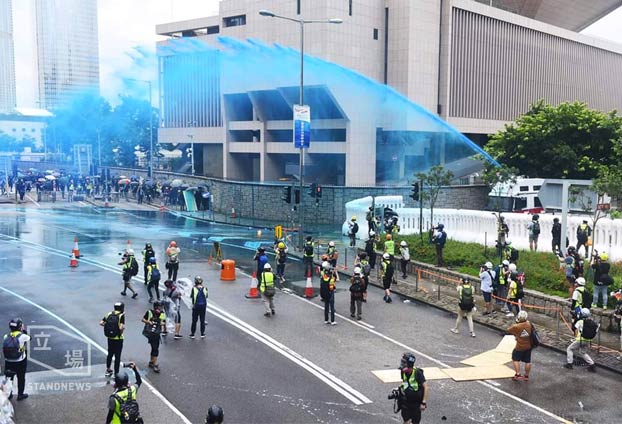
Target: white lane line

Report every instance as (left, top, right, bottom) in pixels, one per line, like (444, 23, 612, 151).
(25, 194, 40, 208)
(0, 285, 192, 424)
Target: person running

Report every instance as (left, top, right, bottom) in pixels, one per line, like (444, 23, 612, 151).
(564, 308, 598, 372)
(507, 311, 533, 381)
(118, 249, 138, 299)
(399, 241, 410, 279)
(100, 302, 125, 378)
(205, 405, 224, 424)
(3, 318, 30, 400)
(450, 278, 476, 337)
(349, 267, 365, 320)
(320, 262, 337, 325)
(142, 243, 156, 285)
(142, 302, 166, 373)
(106, 362, 142, 424)
(165, 241, 181, 281)
(163, 280, 183, 339)
(260, 263, 276, 317)
(381, 253, 394, 303)
(190, 276, 208, 339)
(146, 257, 161, 303)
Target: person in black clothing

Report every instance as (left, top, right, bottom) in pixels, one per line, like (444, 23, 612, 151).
(393, 352, 428, 424)
(365, 231, 377, 269)
(190, 276, 209, 339)
(3, 318, 31, 400)
(100, 302, 125, 377)
(141, 302, 166, 373)
(105, 362, 142, 424)
(551, 217, 562, 256)
(142, 243, 156, 285)
(591, 252, 613, 308)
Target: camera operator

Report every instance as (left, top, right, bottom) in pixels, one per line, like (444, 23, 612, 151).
(3, 318, 30, 401)
(591, 251, 613, 309)
(106, 362, 142, 424)
(389, 353, 428, 424)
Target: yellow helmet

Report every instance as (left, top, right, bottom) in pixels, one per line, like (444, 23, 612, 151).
(278, 242, 285, 249)
(351, 216, 357, 221)
(600, 252, 608, 261)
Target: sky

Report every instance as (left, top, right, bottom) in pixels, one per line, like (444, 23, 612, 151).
(9, 0, 622, 109)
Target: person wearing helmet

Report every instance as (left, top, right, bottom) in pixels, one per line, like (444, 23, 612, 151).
(106, 362, 142, 424)
(163, 280, 183, 339)
(365, 230, 378, 270)
(166, 241, 181, 281)
(253, 247, 269, 280)
(504, 240, 519, 264)
(146, 256, 161, 304)
(384, 234, 395, 259)
(395, 352, 428, 424)
(571, 277, 590, 319)
(118, 249, 138, 299)
(320, 261, 338, 324)
(100, 302, 126, 377)
(142, 243, 156, 285)
(479, 262, 495, 315)
(3, 318, 30, 400)
(507, 310, 533, 381)
(260, 263, 276, 317)
(326, 241, 338, 268)
(551, 217, 562, 256)
(493, 260, 511, 314)
(527, 214, 541, 251)
(275, 241, 288, 282)
(450, 278, 476, 337)
(205, 405, 224, 424)
(347, 216, 359, 247)
(576, 220, 592, 259)
(431, 224, 447, 267)
(190, 276, 209, 339)
(355, 252, 371, 302)
(366, 206, 377, 236)
(381, 252, 395, 303)
(142, 301, 166, 372)
(565, 308, 598, 372)
(303, 236, 315, 277)
(591, 251, 613, 309)
(349, 267, 365, 320)
(399, 241, 410, 279)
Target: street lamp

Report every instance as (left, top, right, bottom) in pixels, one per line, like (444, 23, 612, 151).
(127, 79, 154, 178)
(259, 9, 342, 248)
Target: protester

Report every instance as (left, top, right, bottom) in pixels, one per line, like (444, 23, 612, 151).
(479, 262, 495, 315)
(275, 241, 288, 282)
(393, 352, 428, 424)
(106, 362, 142, 424)
(141, 302, 166, 373)
(3, 318, 30, 400)
(507, 311, 533, 381)
(327, 241, 338, 268)
(142, 243, 156, 285)
(431, 224, 447, 267)
(260, 263, 276, 317)
(365, 231, 378, 270)
(146, 257, 161, 303)
(591, 251, 613, 309)
(303, 236, 315, 277)
(190, 276, 208, 339)
(576, 220, 592, 259)
(564, 308, 598, 372)
(320, 262, 337, 325)
(163, 280, 183, 339)
(165, 241, 181, 281)
(349, 267, 365, 320)
(399, 241, 410, 279)
(527, 214, 540, 251)
(551, 217, 562, 255)
(100, 302, 125, 378)
(450, 278, 476, 337)
(118, 249, 138, 299)
(381, 253, 395, 303)
(347, 216, 359, 247)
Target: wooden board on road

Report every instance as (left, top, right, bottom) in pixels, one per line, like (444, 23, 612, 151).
(494, 335, 517, 354)
(443, 365, 515, 381)
(372, 367, 450, 383)
(460, 350, 511, 367)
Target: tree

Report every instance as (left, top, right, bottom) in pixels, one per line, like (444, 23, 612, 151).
(485, 100, 622, 179)
(415, 165, 454, 228)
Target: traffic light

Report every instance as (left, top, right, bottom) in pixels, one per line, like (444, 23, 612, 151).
(294, 188, 301, 204)
(281, 186, 292, 204)
(308, 183, 317, 198)
(316, 185, 322, 198)
(411, 182, 419, 201)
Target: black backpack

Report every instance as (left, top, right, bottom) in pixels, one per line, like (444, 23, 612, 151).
(2, 334, 22, 360)
(350, 277, 363, 294)
(509, 248, 519, 262)
(530, 323, 541, 348)
(581, 318, 598, 340)
(130, 258, 139, 276)
(104, 313, 122, 338)
(304, 243, 314, 256)
(113, 387, 141, 423)
(532, 222, 540, 235)
(352, 223, 359, 234)
(581, 288, 593, 309)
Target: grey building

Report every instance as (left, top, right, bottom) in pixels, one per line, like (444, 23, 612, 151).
(34, 0, 100, 110)
(0, 0, 16, 113)
(155, 0, 622, 185)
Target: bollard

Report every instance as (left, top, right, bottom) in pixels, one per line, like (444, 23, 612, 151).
(415, 268, 419, 292)
(437, 278, 441, 301)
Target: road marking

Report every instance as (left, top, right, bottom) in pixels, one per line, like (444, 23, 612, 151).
(0, 285, 192, 424)
(25, 194, 40, 208)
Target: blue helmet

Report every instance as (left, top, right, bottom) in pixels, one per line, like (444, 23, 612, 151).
(149, 257, 156, 264)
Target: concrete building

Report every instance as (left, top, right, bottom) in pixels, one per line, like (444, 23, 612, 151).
(155, 0, 622, 186)
(34, 0, 100, 110)
(0, 0, 16, 113)
(0, 107, 51, 146)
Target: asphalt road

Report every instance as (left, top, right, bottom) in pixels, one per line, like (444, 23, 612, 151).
(0, 204, 620, 423)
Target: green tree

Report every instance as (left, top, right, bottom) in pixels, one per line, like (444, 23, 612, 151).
(415, 165, 454, 228)
(485, 100, 622, 179)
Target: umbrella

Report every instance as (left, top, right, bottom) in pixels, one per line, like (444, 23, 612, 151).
(37, 178, 46, 182)
(45, 170, 54, 174)
(118, 175, 128, 179)
(45, 175, 56, 180)
(130, 181, 139, 186)
(171, 179, 184, 187)
(118, 178, 131, 185)
(180, 184, 190, 190)
(52, 172, 61, 177)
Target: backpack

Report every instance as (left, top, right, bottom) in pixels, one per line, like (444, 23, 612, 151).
(304, 243, 314, 256)
(150, 266, 160, 282)
(350, 277, 363, 294)
(530, 323, 541, 348)
(459, 285, 474, 310)
(577, 226, 588, 239)
(492, 266, 501, 287)
(277, 250, 287, 264)
(581, 318, 598, 340)
(104, 313, 122, 338)
(509, 248, 519, 262)
(194, 287, 207, 307)
(532, 222, 540, 235)
(581, 288, 593, 309)
(515, 273, 525, 299)
(129, 257, 139, 276)
(352, 223, 359, 234)
(113, 388, 141, 423)
(2, 334, 22, 360)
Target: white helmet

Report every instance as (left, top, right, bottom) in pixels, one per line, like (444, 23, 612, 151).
(580, 308, 591, 317)
(127, 249, 135, 255)
(322, 261, 331, 270)
(502, 260, 510, 266)
(353, 267, 361, 275)
(264, 263, 272, 270)
(400, 241, 407, 247)
(576, 277, 586, 286)
(383, 253, 390, 259)
(485, 262, 493, 269)
(369, 230, 375, 236)
(328, 241, 335, 247)
(508, 263, 517, 272)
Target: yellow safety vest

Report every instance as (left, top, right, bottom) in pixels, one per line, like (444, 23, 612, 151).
(261, 272, 275, 293)
(385, 240, 395, 255)
(400, 368, 419, 392)
(112, 386, 136, 424)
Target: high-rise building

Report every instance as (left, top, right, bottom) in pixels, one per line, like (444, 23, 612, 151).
(34, 0, 100, 110)
(0, 0, 16, 113)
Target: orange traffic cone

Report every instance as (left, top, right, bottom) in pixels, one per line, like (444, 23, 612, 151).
(72, 237, 80, 258)
(304, 269, 315, 298)
(244, 272, 261, 299)
(159, 203, 165, 212)
(69, 252, 78, 268)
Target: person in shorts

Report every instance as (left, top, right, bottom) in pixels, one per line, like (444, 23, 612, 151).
(507, 310, 533, 381)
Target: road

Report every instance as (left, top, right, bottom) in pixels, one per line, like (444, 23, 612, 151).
(0, 204, 619, 423)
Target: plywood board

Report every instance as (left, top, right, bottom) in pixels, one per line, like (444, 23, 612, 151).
(460, 350, 511, 367)
(494, 335, 517, 354)
(372, 367, 450, 383)
(443, 365, 515, 381)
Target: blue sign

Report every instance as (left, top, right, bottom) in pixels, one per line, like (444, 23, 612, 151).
(293, 104, 311, 149)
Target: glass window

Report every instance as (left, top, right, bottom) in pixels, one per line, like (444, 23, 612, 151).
(535, 197, 542, 207)
(515, 197, 527, 210)
(519, 185, 529, 191)
(373, 28, 379, 40)
(207, 26, 219, 34)
(223, 15, 246, 27)
(533, 185, 541, 191)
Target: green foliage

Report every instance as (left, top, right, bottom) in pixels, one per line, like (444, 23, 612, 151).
(415, 165, 453, 227)
(485, 100, 622, 179)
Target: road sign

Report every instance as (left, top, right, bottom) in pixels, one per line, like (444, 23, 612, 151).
(597, 203, 611, 211)
(293, 104, 310, 149)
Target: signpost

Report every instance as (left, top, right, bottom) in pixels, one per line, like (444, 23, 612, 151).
(293, 105, 310, 148)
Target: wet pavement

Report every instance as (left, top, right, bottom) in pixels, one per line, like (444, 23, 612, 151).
(0, 199, 620, 423)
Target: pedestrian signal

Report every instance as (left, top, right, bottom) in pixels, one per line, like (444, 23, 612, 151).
(282, 186, 292, 204)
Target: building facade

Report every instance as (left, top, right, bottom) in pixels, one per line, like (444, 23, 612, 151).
(0, 0, 16, 113)
(34, 0, 100, 110)
(156, 0, 622, 185)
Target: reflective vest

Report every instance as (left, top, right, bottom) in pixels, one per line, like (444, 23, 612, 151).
(112, 386, 136, 424)
(400, 368, 419, 392)
(303, 242, 314, 258)
(261, 272, 275, 293)
(191, 286, 208, 306)
(321, 272, 336, 291)
(104, 311, 124, 340)
(385, 240, 395, 255)
(574, 286, 585, 306)
(327, 246, 336, 259)
(508, 281, 517, 298)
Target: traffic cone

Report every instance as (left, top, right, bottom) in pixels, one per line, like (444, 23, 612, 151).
(69, 252, 78, 268)
(159, 203, 165, 212)
(72, 237, 80, 258)
(304, 269, 315, 298)
(244, 272, 261, 299)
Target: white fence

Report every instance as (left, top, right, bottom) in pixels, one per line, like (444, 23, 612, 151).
(345, 195, 622, 260)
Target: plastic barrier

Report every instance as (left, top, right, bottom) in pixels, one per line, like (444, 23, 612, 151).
(220, 259, 236, 281)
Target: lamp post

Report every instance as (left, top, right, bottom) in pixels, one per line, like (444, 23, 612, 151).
(128, 79, 154, 178)
(259, 9, 342, 248)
